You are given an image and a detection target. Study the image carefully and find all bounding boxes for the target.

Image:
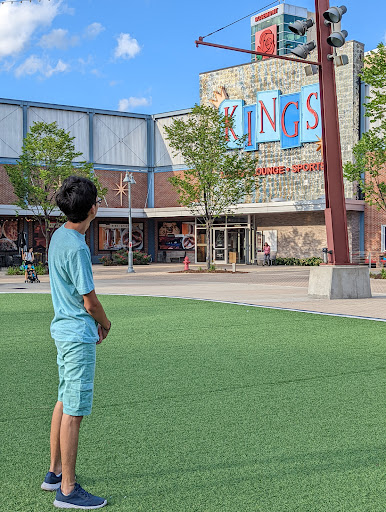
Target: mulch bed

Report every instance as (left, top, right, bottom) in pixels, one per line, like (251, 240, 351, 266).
(170, 269, 249, 274)
(370, 273, 386, 279)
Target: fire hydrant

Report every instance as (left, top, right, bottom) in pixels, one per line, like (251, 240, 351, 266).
(184, 255, 190, 271)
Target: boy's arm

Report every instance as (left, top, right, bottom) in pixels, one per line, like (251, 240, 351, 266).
(83, 289, 111, 333)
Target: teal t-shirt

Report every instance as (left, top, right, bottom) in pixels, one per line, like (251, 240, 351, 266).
(49, 225, 98, 343)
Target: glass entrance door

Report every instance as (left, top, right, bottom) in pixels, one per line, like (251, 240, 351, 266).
(213, 229, 226, 262)
(228, 229, 246, 264)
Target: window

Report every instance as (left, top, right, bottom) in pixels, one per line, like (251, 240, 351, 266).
(382, 225, 386, 252)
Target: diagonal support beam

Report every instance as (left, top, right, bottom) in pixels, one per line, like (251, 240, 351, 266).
(195, 38, 321, 67)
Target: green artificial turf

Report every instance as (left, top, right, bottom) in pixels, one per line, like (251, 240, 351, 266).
(0, 294, 385, 511)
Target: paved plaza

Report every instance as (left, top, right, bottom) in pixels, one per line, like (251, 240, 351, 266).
(1, 263, 386, 321)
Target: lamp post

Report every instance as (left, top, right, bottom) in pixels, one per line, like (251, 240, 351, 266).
(123, 171, 136, 273)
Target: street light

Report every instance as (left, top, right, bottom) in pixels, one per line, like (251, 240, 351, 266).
(123, 171, 136, 273)
(288, 18, 314, 37)
(290, 40, 316, 59)
(323, 5, 347, 23)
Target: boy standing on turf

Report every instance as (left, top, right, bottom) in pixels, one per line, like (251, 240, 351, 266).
(42, 176, 111, 510)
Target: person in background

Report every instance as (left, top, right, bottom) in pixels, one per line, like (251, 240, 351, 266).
(22, 247, 34, 264)
(22, 247, 34, 281)
(25, 262, 39, 283)
(263, 242, 271, 266)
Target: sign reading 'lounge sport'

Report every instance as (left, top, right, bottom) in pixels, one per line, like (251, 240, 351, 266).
(220, 84, 321, 151)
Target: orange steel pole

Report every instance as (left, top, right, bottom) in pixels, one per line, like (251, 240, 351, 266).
(315, 0, 350, 264)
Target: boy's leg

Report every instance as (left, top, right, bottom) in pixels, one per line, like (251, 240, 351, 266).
(56, 340, 95, 494)
(60, 414, 83, 495)
(49, 401, 63, 475)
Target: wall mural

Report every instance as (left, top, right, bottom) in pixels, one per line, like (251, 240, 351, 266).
(99, 223, 144, 251)
(0, 219, 18, 252)
(158, 222, 195, 251)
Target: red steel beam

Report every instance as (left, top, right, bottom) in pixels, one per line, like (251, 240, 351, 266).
(315, 0, 350, 265)
(195, 38, 322, 67)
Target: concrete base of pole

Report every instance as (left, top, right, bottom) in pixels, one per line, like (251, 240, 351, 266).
(308, 266, 372, 299)
(127, 267, 135, 273)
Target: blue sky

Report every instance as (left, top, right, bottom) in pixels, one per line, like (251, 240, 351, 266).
(0, 0, 384, 115)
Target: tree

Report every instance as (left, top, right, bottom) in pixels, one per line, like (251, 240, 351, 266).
(344, 42, 386, 211)
(164, 103, 257, 269)
(5, 121, 107, 262)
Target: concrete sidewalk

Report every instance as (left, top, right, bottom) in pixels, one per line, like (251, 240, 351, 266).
(1, 263, 386, 321)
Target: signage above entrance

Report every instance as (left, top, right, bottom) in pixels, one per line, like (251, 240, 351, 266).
(219, 84, 322, 151)
(255, 161, 323, 176)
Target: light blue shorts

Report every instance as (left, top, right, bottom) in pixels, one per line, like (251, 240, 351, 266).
(55, 340, 96, 416)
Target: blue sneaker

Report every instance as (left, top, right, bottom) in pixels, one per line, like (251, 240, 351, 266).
(41, 471, 62, 491)
(53, 483, 107, 509)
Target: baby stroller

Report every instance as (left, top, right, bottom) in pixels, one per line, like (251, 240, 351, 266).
(25, 264, 40, 284)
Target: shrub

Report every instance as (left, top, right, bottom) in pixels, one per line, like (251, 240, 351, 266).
(103, 249, 151, 266)
(100, 255, 114, 266)
(112, 249, 128, 265)
(34, 263, 48, 275)
(133, 251, 151, 265)
(275, 257, 322, 266)
(6, 263, 47, 275)
(6, 266, 23, 275)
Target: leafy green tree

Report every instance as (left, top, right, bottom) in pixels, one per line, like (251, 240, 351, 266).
(5, 121, 107, 261)
(164, 104, 257, 269)
(344, 43, 386, 211)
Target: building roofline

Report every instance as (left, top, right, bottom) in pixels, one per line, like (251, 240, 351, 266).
(0, 97, 152, 119)
(153, 108, 192, 119)
(0, 97, 193, 120)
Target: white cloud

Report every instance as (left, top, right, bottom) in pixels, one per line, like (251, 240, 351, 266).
(15, 55, 69, 78)
(84, 22, 105, 39)
(39, 28, 79, 50)
(76, 55, 94, 74)
(91, 68, 104, 77)
(61, 5, 75, 16)
(114, 33, 141, 60)
(0, 0, 62, 59)
(1, 60, 15, 73)
(118, 97, 151, 112)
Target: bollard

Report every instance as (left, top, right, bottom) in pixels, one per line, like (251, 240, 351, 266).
(184, 256, 190, 271)
(232, 262, 236, 273)
(322, 248, 328, 264)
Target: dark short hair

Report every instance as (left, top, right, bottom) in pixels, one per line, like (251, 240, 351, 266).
(56, 176, 97, 223)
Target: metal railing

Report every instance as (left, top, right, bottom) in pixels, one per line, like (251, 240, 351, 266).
(351, 251, 386, 268)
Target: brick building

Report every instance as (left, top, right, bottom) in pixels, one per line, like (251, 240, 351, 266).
(0, 39, 382, 266)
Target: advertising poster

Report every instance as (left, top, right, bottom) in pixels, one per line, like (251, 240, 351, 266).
(99, 223, 144, 251)
(0, 219, 18, 252)
(33, 221, 62, 252)
(158, 221, 195, 251)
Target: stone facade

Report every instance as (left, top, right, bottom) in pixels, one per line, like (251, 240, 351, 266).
(199, 40, 364, 203)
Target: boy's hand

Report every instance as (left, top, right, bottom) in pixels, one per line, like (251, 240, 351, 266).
(97, 322, 111, 344)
